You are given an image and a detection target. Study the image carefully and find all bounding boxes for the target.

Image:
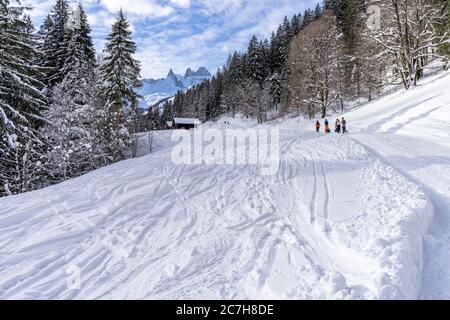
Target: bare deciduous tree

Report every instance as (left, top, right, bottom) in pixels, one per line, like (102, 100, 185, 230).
(288, 11, 342, 118)
(370, 0, 448, 89)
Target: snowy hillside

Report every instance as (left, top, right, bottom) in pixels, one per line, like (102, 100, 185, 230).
(139, 68, 212, 109)
(347, 70, 450, 299)
(0, 71, 449, 299)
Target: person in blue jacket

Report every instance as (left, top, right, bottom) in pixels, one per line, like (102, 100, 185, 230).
(324, 119, 330, 133)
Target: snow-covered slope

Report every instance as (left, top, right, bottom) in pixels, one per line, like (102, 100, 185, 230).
(345, 70, 450, 299)
(0, 70, 448, 299)
(139, 68, 212, 109)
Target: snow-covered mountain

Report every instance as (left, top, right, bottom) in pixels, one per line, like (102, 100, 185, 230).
(139, 67, 212, 109)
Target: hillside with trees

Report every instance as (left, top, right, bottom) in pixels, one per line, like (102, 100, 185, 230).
(1, 0, 141, 196)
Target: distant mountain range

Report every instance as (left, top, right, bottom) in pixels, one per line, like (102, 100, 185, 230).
(139, 67, 212, 109)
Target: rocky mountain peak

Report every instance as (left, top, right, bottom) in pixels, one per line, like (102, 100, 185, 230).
(167, 69, 176, 78)
(184, 67, 211, 78)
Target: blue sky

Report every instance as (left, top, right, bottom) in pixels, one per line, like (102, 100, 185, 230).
(23, 0, 318, 79)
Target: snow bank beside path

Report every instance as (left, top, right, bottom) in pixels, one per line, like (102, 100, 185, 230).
(332, 138, 433, 299)
(344, 70, 449, 299)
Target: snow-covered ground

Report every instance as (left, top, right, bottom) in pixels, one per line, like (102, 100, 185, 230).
(347, 70, 450, 299)
(0, 70, 449, 300)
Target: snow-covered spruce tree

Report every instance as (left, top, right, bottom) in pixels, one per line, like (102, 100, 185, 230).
(273, 16, 293, 73)
(99, 10, 142, 160)
(37, 0, 71, 90)
(40, 76, 89, 182)
(172, 91, 184, 117)
(246, 36, 269, 87)
(145, 107, 162, 131)
(61, 3, 96, 78)
(269, 72, 285, 108)
(302, 8, 316, 27)
(268, 15, 300, 112)
(291, 13, 302, 36)
(206, 71, 223, 121)
(288, 10, 342, 119)
(194, 81, 209, 121)
(242, 80, 271, 124)
(36, 14, 54, 89)
(0, 0, 47, 196)
(370, 0, 449, 89)
(185, 84, 207, 119)
(331, 0, 365, 98)
(221, 52, 244, 117)
(38, 1, 107, 185)
(161, 100, 173, 125)
(77, 65, 112, 170)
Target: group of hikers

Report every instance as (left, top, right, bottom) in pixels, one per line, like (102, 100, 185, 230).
(315, 118, 347, 134)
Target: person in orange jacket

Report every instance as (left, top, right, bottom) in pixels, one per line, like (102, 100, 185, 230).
(315, 120, 321, 133)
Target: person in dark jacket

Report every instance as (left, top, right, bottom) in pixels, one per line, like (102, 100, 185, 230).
(341, 117, 347, 133)
(335, 119, 341, 133)
(316, 120, 321, 133)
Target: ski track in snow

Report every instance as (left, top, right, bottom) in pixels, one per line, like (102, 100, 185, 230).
(0, 71, 448, 299)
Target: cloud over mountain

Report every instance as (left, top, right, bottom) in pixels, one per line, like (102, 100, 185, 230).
(22, 0, 316, 78)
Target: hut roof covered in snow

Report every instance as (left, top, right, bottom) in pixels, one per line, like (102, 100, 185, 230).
(173, 118, 202, 125)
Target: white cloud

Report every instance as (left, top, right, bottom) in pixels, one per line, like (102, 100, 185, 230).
(170, 0, 191, 8)
(197, 0, 242, 14)
(22, 0, 318, 78)
(100, 0, 174, 17)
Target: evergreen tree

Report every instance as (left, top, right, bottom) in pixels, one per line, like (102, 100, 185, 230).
(228, 52, 244, 85)
(268, 31, 278, 72)
(314, 3, 323, 19)
(61, 3, 96, 79)
(271, 18, 292, 73)
(40, 77, 90, 182)
(0, 0, 46, 196)
(206, 71, 223, 121)
(161, 101, 174, 126)
(36, 14, 54, 90)
(39, 6, 107, 184)
(38, 0, 71, 89)
(339, 0, 363, 97)
(291, 13, 302, 35)
(269, 72, 284, 106)
(100, 9, 142, 160)
(222, 53, 245, 117)
(246, 35, 269, 86)
(302, 9, 315, 27)
(173, 91, 184, 117)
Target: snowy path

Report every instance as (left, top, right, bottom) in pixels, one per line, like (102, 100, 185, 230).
(0, 114, 432, 299)
(347, 71, 450, 299)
